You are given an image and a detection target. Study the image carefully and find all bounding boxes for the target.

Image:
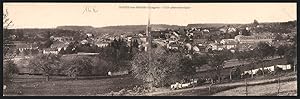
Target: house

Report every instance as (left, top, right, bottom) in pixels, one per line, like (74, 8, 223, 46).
(192, 46, 200, 52)
(208, 43, 224, 51)
(11, 41, 39, 56)
(76, 52, 100, 56)
(130, 35, 150, 51)
(12, 41, 38, 51)
(219, 28, 227, 33)
(167, 42, 180, 50)
(193, 44, 208, 53)
(95, 42, 109, 47)
(220, 39, 238, 50)
(52, 36, 73, 42)
(234, 34, 273, 44)
(220, 39, 236, 44)
(193, 39, 208, 45)
(227, 27, 237, 33)
(126, 36, 133, 42)
(202, 29, 210, 33)
(43, 48, 59, 54)
(108, 70, 129, 76)
(168, 32, 180, 42)
(80, 40, 89, 45)
(50, 42, 69, 52)
(86, 33, 94, 38)
(236, 43, 256, 51)
(184, 43, 192, 51)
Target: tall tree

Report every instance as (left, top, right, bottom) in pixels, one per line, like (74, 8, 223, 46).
(28, 54, 62, 81)
(276, 45, 287, 57)
(253, 42, 274, 76)
(62, 56, 94, 79)
(131, 47, 182, 88)
(253, 19, 259, 26)
(3, 9, 15, 60)
(208, 52, 228, 83)
(3, 9, 18, 85)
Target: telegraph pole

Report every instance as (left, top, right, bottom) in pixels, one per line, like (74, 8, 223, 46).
(146, 3, 153, 88)
(146, 3, 152, 52)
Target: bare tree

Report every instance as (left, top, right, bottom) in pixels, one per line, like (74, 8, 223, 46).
(3, 9, 16, 60)
(3, 9, 18, 85)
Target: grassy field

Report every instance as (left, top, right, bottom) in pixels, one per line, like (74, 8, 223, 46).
(146, 72, 297, 96)
(213, 81, 297, 96)
(3, 75, 143, 96)
(3, 72, 296, 96)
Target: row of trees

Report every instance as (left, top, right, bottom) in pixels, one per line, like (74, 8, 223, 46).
(28, 53, 112, 81)
(97, 38, 140, 72)
(27, 38, 141, 81)
(130, 40, 297, 88)
(132, 47, 190, 87)
(131, 46, 225, 88)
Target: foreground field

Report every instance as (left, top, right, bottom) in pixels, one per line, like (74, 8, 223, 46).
(3, 75, 143, 96)
(3, 72, 296, 96)
(146, 73, 296, 96)
(213, 81, 297, 96)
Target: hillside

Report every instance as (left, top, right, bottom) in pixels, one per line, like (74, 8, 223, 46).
(187, 23, 245, 28)
(9, 28, 85, 42)
(187, 20, 296, 29)
(56, 26, 95, 31)
(94, 24, 185, 36)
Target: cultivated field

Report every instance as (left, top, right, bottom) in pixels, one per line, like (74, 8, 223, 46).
(3, 75, 143, 96)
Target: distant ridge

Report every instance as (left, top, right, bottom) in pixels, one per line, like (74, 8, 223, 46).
(56, 26, 94, 31)
(93, 24, 185, 36)
(187, 23, 249, 28)
(187, 20, 296, 28)
(8, 20, 296, 38)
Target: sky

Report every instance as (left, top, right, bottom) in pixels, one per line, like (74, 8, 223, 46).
(3, 3, 297, 29)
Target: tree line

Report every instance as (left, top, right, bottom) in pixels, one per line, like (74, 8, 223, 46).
(130, 41, 297, 88)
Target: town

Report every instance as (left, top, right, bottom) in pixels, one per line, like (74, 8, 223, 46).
(4, 19, 297, 96)
(3, 3, 297, 96)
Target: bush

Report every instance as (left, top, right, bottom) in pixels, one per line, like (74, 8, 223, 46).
(62, 56, 93, 78)
(3, 60, 18, 85)
(256, 69, 271, 76)
(274, 67, 284, 74)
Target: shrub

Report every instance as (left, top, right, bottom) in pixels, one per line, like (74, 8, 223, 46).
(3, 60, 18, 85)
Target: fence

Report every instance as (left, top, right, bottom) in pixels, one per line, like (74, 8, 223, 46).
(243, 76, 282, 96)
